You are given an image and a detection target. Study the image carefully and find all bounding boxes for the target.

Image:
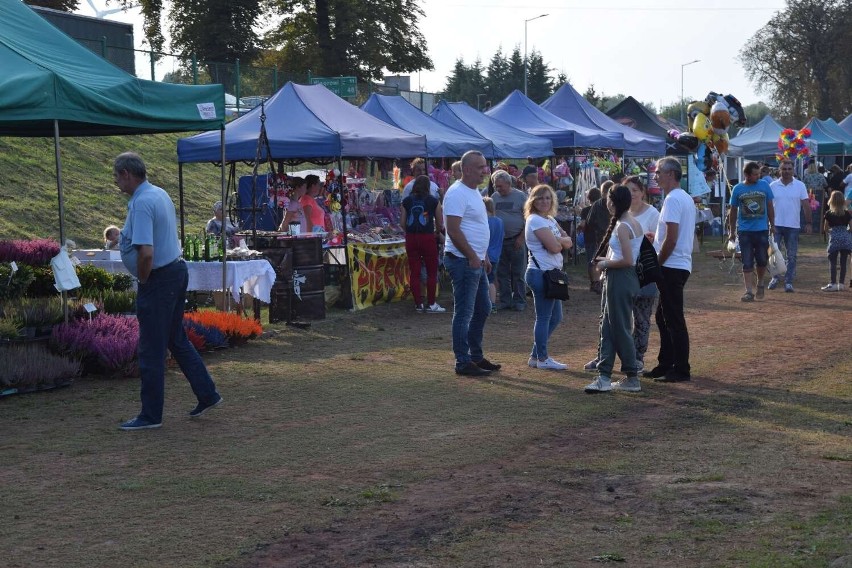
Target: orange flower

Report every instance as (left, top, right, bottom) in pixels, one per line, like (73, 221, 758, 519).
(184, 311, 262, 340)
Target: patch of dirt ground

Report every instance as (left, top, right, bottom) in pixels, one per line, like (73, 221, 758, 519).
(235, 244, 852, 567)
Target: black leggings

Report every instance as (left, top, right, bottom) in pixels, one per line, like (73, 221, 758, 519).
(828, 250, 850, 284)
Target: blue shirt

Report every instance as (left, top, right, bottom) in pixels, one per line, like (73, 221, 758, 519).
(120, 180, 182, 277)
(487, 216, 504, 264)
(730, 180, 774, 232)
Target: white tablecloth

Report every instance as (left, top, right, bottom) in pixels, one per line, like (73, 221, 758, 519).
(75, 259, 277, 303)
(185, 260, 277, 303)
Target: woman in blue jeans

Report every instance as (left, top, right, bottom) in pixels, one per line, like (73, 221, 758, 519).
(524, 184, 573, 370)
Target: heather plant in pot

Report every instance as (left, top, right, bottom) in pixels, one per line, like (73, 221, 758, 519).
(0, 342, 80, 392)
(0, 238, 61, 266)
(52, 314, 139, 377)
(2, 297, 64, 337)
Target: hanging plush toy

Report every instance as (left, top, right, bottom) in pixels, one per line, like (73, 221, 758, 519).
(710, 100, 731, 133)
(687, 101, 711, 125)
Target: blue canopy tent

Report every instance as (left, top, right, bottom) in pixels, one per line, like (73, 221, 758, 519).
(729, 115, 787, 159)
(540, 84, 665, 157)
(360, 94, 494, 158)
(430, 100, 553, 159)
(177, 82, 427, 163)
(813, 118, 852, 155)
(485, 90, 623, 151)
(840, 114, 852, 137)
(803, 118, 849, 156)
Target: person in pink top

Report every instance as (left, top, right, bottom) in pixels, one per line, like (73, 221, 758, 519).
(299, 174, 326, 232)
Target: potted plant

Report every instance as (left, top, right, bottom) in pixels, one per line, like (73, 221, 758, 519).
(2, 297, 64, 338)
(0, 342, 80, 395)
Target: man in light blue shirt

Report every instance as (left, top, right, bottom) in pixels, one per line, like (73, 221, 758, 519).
(116, 152, 221, 430)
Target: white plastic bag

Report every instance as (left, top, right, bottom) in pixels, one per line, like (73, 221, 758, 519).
(767, 238, 787, 277)
(50, 246, 81, 291)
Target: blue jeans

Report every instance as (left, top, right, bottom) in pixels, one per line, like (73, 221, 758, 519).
(136, 260, 219, 423)
(445, 254, 491, 366)
(738, 230, 769, 271)
(497, 239, 527, 309)
(525, 267, 563, 360)
(773, 227, 799, 284)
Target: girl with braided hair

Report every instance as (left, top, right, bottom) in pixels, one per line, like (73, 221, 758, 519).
(584, 185, 644, 393)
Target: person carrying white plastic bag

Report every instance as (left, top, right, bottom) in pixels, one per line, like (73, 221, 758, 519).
(767, 238, 787, 279)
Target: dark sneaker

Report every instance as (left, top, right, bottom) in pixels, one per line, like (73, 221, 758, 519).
(767, 276, 780, 290)
(120, 416, 162, 430)
(583, 358, 600, 372)
(455, 362, 492, 376)
(189, 394, 223, 418)
(655, 371, 691, 383)
(642, 366, 670, 378)
(474, 358, 502, 371)
(741, 291, 755, 302)
(784, 283, 794, 293)
(755, 285, 765, 299)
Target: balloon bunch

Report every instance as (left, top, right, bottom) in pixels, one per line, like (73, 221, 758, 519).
(776, 128, 811, 161)
(668, 92, 746, 173)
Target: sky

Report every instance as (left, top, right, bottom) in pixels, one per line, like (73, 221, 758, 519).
(78, 0, 788, 110)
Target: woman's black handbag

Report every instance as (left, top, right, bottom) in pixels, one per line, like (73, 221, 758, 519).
(635, 236, 663, 288)
(530, 253, 570, 301)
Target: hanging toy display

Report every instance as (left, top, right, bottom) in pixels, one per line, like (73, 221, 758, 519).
(670, 91, 746, 196)
(776, 128, 811, 162)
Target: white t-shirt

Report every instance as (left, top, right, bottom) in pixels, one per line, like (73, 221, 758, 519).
(633, 204, 660, 237)
(401, 179, 440, 200)
(443, 180, 490, 260)
(653, 188, 696, 272)
(770, 178, 808, 228)
(525, 214, 564, 270)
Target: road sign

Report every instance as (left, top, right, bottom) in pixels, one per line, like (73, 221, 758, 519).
(310, 76, 357, 98)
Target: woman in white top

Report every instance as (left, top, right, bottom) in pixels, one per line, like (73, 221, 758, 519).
(626, 176, 660, 373)
(523, 184, 573, 370)
(585, 185, 644, 393)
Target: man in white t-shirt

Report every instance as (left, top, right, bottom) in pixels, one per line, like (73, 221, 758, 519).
(768, 159, 811, 292)
(645, 157, 696, 383)
(443, 150, 499, 376)
(401, 158, 440, 200)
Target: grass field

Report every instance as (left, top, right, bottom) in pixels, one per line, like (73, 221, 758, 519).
(1, 235, 850, 567)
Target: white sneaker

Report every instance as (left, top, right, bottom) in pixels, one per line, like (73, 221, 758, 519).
(527, 357, 537, 368)
(612, 376, 642, 392)
(426, 303, 447, 313)
(536, 357, 568, 370)
(584, 376, 612, 393)
(821, 283, 840, 292)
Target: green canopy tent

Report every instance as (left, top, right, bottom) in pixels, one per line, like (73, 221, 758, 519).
(0, 0, 226, 248)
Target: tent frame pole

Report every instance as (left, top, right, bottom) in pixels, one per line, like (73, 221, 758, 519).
(53, 120, 68, 323)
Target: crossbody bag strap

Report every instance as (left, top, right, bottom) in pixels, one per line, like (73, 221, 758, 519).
(528, 250, 542, 270)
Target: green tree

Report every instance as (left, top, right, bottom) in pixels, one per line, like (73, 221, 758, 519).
(25, 0, 78, 10)
(525, 50, 554, 103)
(507, 47, 524, 93)
(263, 0, 433, 82)
(484, 47, 510, 105)
(443, 58, 486, 108)
(739, 0, 851, 123)
(742, 101, 773, 125)
(583, 84, 600, 108)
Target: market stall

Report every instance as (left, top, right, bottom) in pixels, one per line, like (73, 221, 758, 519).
(177, 82, 429, 318)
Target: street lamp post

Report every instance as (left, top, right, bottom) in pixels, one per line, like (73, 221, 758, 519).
(680, 59, 700, 126)
(524, 14, 548, 96)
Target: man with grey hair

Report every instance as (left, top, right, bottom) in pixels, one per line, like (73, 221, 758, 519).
(115, 152, 222, 430)
(491, 169, 529, 311)
(644, 157, 695, 383)
(444, 150, 500, 376)
(205, 200, 238, 241)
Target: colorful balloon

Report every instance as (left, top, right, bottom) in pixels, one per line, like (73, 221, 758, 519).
(692, 112, 712, 141)
(710, 100, 731, 130)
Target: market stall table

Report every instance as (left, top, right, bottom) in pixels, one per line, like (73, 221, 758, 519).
(72, 253, 276, 303)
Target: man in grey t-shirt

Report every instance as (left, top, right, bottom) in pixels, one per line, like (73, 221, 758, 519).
(491, 169, 529, 311)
